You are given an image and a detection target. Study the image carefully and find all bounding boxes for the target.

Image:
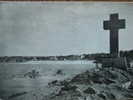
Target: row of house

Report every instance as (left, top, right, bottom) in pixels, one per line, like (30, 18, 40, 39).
(0, 53, 114, 63)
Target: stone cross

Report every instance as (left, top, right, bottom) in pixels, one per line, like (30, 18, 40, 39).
(103, 13, 125, 56)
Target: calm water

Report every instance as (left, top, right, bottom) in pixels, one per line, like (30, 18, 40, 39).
(0, 61, 95, 99)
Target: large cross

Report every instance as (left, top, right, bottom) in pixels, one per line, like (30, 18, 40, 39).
(103, 13, 125, 56)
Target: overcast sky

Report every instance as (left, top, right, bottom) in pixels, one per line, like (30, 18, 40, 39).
(0, 2, 133, 56)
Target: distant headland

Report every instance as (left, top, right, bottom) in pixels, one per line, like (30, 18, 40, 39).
(0, 50, 133, 63)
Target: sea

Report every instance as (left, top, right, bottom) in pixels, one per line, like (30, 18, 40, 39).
(0, 60, 95, 99)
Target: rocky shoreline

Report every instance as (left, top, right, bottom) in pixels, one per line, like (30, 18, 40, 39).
(44, 67, 133, 100)
(6, 65, 133, 100)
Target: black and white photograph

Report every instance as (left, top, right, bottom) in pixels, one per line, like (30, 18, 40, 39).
(0, 2, 133, 100)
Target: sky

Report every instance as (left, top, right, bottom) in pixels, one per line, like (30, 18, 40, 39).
(0, 2, 133, 56)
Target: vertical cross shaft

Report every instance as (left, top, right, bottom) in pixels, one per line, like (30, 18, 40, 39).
(103, 13, 125, 57)
(110, 29, 118, 55)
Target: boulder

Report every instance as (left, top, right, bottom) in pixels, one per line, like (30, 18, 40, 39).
(8, 92, 27, 99)
(122, 81, 133, 90)
(128, 81, 133, 90)
(70, 72, 92, 84)
(83, 87, 96, 94)
(56, 69, 64, 75)
(48, 80, 59, 87)
(102, 78, 115, 85)
(105, 92, 116, 100)
(24, 69, 40, 79)
(61, 85, 78, 91)
(97, 93, 106, 100)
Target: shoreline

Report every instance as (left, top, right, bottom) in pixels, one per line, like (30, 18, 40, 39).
(0, 60, 95, 65)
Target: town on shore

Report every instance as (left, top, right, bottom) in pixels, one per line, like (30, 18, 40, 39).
(0, 50, 133, 63)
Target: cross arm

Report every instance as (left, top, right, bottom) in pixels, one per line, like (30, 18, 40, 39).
(118, 19, 126, 29)
(103, 20, 110, 30)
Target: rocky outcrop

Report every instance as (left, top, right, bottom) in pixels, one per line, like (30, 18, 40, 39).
(8, 66, 133, 100)
(43, 67, 133, 100)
